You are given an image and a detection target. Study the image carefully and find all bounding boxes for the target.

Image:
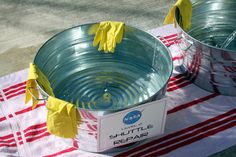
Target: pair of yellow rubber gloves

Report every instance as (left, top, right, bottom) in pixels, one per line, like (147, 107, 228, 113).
(25, 63, 79, 138)
(89, 21, 124, 53)
(164, 0, 192, 31)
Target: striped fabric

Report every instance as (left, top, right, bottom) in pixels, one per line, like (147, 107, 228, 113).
(0, 24, 236, 157)
(3, 82, 26, 100)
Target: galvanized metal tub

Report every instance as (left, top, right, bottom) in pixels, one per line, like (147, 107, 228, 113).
(175, 0, 236, 96)
(33, 23, 173, 151)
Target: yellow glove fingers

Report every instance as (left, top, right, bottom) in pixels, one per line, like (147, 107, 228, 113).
(116, 25, 124, 44)
(163, 6, 176, 25)
(163, 0, 192, 31)
(25, 63, 40, 108)
(92, 21, 124, 53)
(94, 22, 108, 47)
(107, 29, 115, 52)
(108, 38, 116, 53)
(31, 81, 39, 109)
(71, 106, 80, 136)
(25, 80, 39, 109)
(112, 23, 124, 52)
(25, 63, 39, 104)
(32, 92, 39, 109)
(93, 28, 103, 47)
(25, 81, 33, 104)
(103, 41, 108, 53)
(107, 22, 124, 52)
(99, 29, 108, 51)
(28, 63, 38, 80)
(98, 22, 111, 49)
(46, 96, 78, 138)
(25, 63, 55, 110)
(101, 29, 107, 48)
(35, 64, 54, 97)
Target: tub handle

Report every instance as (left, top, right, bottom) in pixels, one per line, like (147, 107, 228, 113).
(175, 34, 193, 51)
(28, 87, 48, 101)
(157, 35, 171, 47)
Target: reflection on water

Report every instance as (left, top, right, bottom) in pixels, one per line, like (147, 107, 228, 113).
(54, 55, 163, 111)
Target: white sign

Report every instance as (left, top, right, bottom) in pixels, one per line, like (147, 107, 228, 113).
(97, 98, 168, 151)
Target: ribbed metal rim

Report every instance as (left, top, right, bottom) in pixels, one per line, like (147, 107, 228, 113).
(174, 2, 236, 53)
(34, 22, 173, 112)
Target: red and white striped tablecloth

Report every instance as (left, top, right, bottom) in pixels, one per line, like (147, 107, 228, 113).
(1, 24, 236, 157)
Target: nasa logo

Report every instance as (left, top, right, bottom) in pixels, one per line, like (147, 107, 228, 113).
(123, 110, 142, 125)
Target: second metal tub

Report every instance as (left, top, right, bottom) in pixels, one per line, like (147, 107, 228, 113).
(175, 0, 236, 96)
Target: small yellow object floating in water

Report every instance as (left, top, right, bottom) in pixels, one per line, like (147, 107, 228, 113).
(103, 92, 112, 103)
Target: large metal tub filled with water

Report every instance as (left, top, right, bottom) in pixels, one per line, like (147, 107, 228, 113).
(176, 0, 236, 95)
(33, 23, 173, 151)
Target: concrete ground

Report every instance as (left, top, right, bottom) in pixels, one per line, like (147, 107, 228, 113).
(0, 0, 173, 77)
(0, 0, 235, 156)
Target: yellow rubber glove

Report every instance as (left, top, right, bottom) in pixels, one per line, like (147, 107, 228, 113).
(163, 0, 192, 31)
(25, 63, 54, 109)
(107, 22, 124, 52)
(89, 21, 124, 53)
(46, 96, 80, 138)
(25, 63, 80, 138)
(25, 63, 39, 109)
